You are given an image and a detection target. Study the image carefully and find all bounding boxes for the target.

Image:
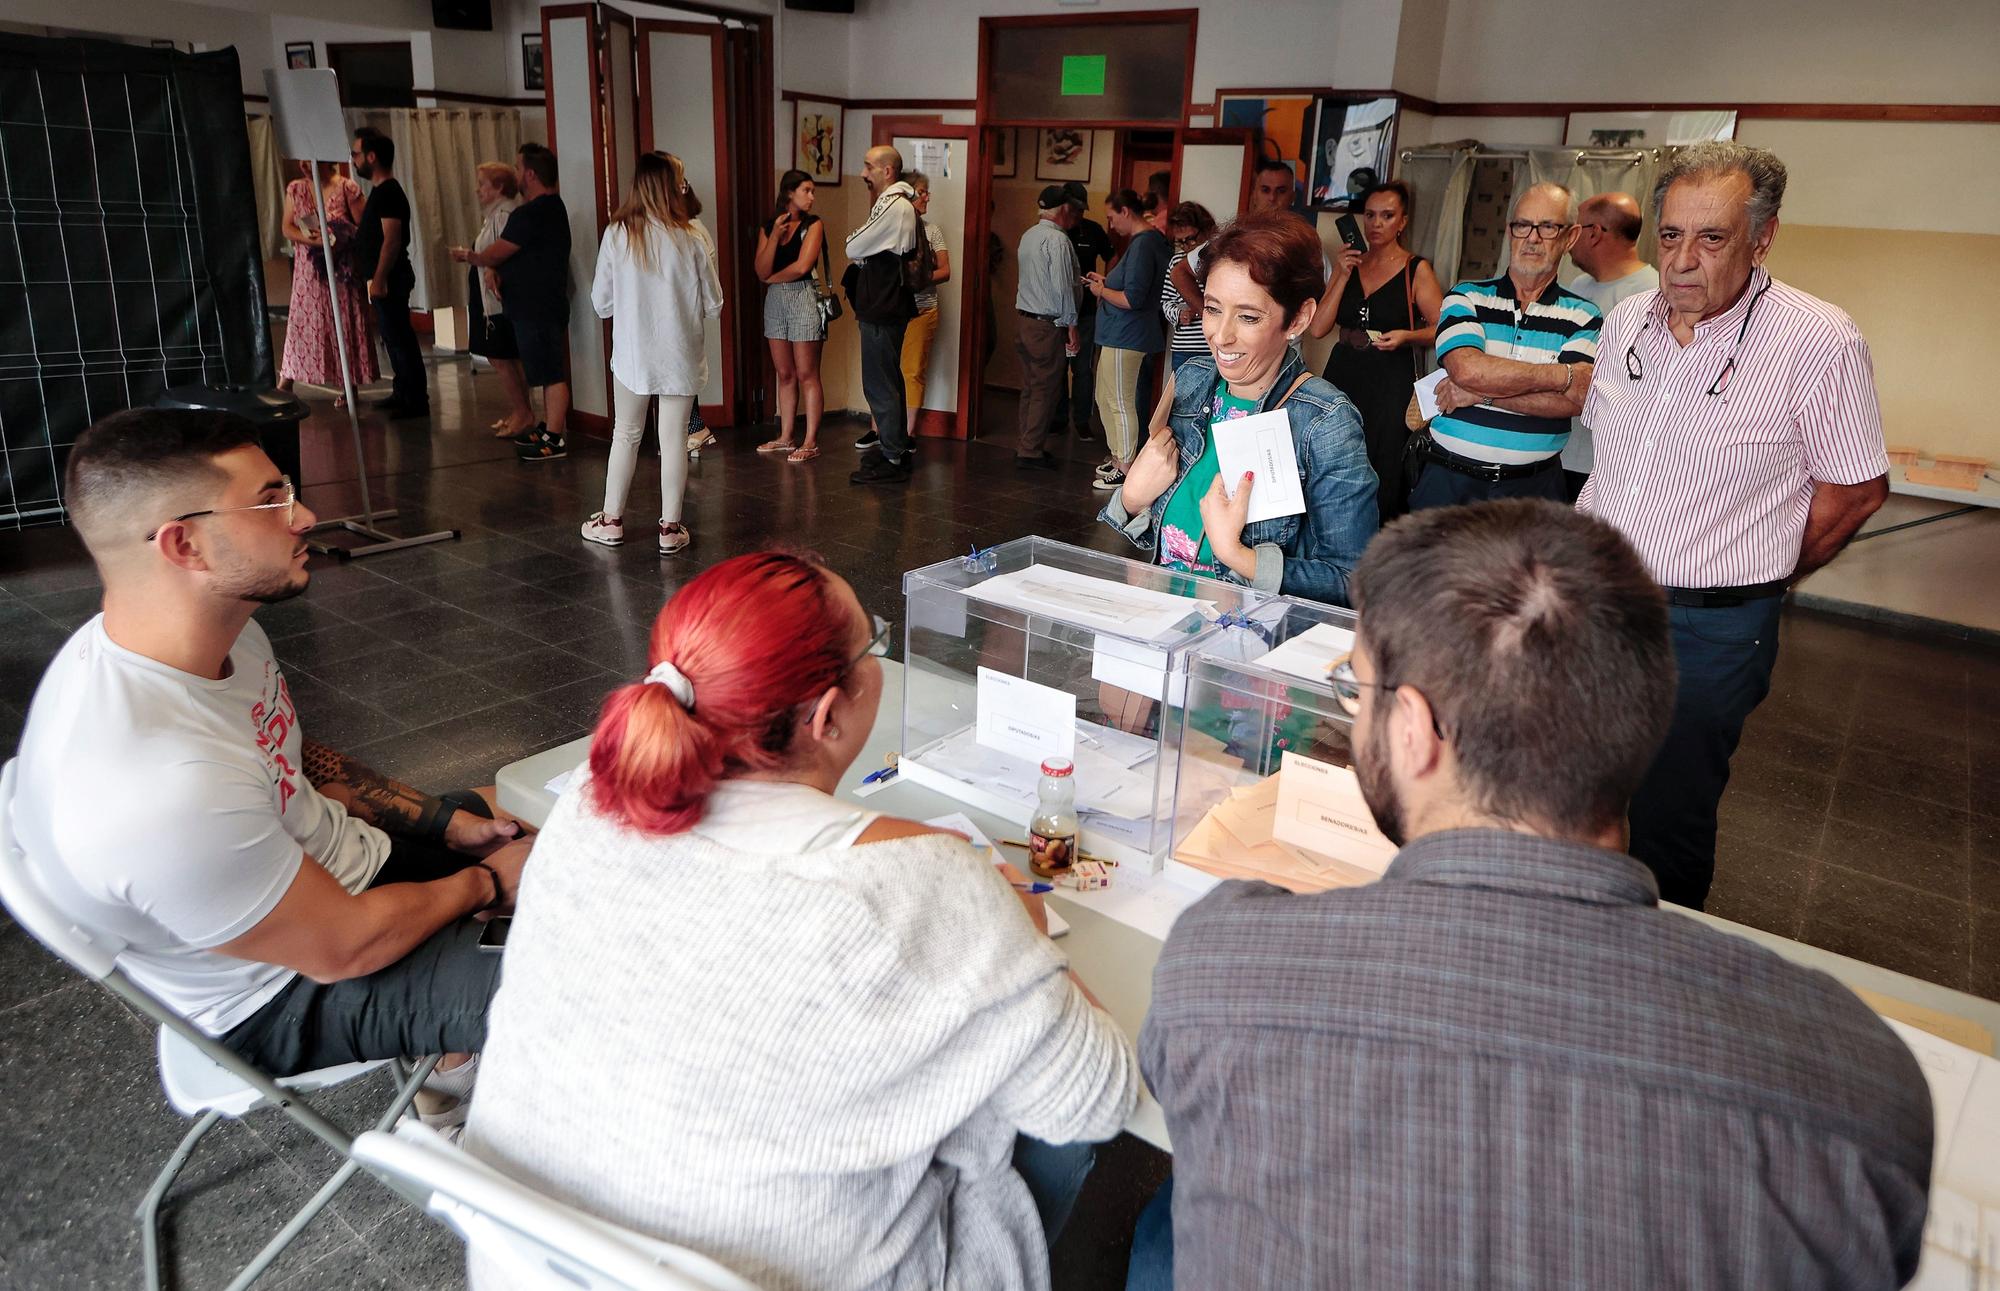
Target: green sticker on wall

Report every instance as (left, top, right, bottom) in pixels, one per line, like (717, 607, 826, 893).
(1060, 54, 1107, 97)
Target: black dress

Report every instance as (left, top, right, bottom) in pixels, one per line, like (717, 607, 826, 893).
(1323, 254, 1426, 521)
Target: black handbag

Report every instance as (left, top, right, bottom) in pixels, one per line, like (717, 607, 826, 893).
(813, 236, 842, 325)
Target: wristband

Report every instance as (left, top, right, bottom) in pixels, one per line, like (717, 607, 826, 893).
(415, 796, 457, 845)
(473, 861, 505, 912)
(1560, 364, 1575, 395)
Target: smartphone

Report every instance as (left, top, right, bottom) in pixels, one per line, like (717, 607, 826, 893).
(477, 916, 512, 953)
(1335, 214, 1367, 255)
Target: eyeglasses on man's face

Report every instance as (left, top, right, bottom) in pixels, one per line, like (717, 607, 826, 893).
(1327, 651, 1447, 738)
(146, 480, 297, 543)
(1507, 219, 1571, 241)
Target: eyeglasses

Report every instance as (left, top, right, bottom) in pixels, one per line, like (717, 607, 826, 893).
(146, 480, 297, 542)
(1624, 279, 1770, 399)
(844, 613, 892, 673)
(1327, 651, 1446, 738)
(1507, 220, 1571, 241)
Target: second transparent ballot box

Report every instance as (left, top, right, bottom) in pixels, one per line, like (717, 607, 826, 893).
(1165, 596, 1400, 893)
(899, 536, 1270, 869)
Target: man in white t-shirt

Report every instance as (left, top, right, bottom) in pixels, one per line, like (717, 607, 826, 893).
(1562, 191, 1660, 498)
(14, 410, 532, 1093)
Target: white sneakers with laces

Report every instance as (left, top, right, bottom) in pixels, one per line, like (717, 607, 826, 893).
(580, 513, 624, 546)
(658, 521, 692, 555)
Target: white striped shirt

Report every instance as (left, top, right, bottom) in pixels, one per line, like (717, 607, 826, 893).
(1578, 268, 1888, 588)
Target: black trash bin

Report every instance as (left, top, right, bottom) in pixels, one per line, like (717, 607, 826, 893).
(155, 384, 309, 487)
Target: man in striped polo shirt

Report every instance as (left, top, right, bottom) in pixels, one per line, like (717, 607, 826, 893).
(1582, 143, 1888, 910)
(1415, 183, 1601, 510)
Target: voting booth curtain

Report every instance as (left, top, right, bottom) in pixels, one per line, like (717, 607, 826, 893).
(1400, 144, 1661, 289)
(343, 107, 525, 313)
(0, 35, 272, 527)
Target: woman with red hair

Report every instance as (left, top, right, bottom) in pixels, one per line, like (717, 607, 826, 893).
(464, 551, 1137, 1291)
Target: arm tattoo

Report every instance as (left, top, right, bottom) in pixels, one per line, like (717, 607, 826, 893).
(302, 738, 440, 834)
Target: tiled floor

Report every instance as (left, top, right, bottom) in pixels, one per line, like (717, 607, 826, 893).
(0, 348, 1992, 1288)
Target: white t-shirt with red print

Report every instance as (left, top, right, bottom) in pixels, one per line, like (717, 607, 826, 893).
(14, 616, 389, 1033)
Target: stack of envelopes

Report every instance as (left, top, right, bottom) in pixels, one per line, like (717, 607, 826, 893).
(1173, 775, 1392, 893)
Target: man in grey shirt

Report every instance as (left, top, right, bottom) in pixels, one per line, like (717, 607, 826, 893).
(1562, 191, 1659, 496)
(1013, 185, 1081, 469)
(1130, 499, 1931, 1290)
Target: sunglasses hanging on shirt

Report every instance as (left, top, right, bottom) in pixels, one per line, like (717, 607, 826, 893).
(1624, 279, 1772, 398)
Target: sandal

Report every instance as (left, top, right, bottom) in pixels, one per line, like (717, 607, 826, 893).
(786, 445, 820, 463)
(757, 439, 798, 454)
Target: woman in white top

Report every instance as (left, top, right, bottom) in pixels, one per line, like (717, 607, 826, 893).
(465, 551, 1138, 1291)
(467, 161, 535, 437)
(580, 150, 724, 557)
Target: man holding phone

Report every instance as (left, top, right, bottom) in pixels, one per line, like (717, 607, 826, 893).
(14, 410, 536, 1135)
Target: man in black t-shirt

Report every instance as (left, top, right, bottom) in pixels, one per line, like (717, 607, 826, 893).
(1053, 181, 1113, 443)
(454, 143, 571, 462)
(350, 129, 428, 417)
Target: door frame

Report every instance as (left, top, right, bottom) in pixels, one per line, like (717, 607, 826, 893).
(635, 17, 736, 426)
(961, 9, 1200, 443)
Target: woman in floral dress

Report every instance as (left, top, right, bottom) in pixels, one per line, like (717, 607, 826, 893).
(278, 160, 377, 405)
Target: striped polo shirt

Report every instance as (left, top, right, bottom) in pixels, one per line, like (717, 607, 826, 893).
(1431, 275, 1602, 465)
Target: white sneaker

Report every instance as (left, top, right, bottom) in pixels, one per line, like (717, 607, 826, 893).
(1094, 459, 1121, 481)
(580, 512, 624, 546)
(658, 521, 691, 555)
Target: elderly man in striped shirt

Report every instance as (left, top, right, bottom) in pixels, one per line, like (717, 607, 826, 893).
(1581, 142, 1889, 910)
(1415, 182, 1601, 509)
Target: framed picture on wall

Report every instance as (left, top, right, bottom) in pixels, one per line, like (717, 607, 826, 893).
(1563, 110, 1737, 147)
(1217, 92, 1319, 180)
(990, 128, 1016, 179)
(284, 42, 315, 70)
(795, 98, 844, 185)
(1309, 96, 1398, 208)
(1036, 128, 1091, 182)
(521, 33, 544, 92)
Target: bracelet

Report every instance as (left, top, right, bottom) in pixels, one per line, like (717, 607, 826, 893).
(1560, 364, 1575, 395)
(472, 861, 505, 912)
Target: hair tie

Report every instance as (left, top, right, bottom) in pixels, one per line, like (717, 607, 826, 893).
(644, 659, 695, 710)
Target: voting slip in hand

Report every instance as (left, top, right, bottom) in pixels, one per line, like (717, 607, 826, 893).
(1209, 409, 1306, 524)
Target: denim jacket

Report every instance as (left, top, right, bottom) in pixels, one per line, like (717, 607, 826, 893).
(1098, 351, 1378, 606)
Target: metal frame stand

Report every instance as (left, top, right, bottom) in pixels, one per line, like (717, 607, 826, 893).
(303, 176, 458, 561)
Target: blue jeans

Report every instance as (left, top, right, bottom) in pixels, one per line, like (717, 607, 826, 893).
(1124, 1177, 1174, 1290)
(373, 287, 427, 409)
(858, 318, 910, 464)
(1628, 597, 1783, 909)
(1013, 1134, 1096, 1246)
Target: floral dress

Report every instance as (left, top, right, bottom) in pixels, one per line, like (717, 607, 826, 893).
(279, 176, 378, 388)
(1157, 387, 1259, 576)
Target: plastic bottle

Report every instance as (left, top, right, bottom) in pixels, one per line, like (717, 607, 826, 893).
(1027, 757, 1079, 879)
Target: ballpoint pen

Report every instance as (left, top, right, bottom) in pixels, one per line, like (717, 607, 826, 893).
(1010, 881, 1054, 894)
(859, 764, 899, 787)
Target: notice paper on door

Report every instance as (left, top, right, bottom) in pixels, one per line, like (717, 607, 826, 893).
(1209, 408, 1306, 524)
(975, 667, 1077, 766)
(1413, 367, 1449, 421)
(1272, 750, 1399, 875)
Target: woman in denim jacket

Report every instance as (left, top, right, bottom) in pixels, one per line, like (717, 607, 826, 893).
(1099, 214, 1378, 607)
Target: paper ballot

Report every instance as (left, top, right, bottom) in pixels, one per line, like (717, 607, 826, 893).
(1413, 367, 1449, 421)
(1210, 409, 1306, 524)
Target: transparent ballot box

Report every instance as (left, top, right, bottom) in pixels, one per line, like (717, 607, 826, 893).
(1166, 596, 1400, 894)
(899, 536, 1270, 870)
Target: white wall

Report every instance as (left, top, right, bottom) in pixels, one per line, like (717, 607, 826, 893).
(1432, 0, 2000, 105)
(822, 0, 1406, 106)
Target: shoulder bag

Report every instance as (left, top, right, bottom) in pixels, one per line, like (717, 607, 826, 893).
(811, 224, 842, 326)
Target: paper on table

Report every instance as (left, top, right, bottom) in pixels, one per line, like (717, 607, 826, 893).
(1273, 751, 1398, 875)
(1210, 408, 1307, 524)
(1254, 621, 1358, 684)
(543, 768, 577, 797)
(965, 563, 1211, 641)
(1414, 367, 1448, 421)
(975, 667, 1076, 765)
(1059, 860, 1209, 940)
(912, 730, 1038, 805)
(927, 811, 1069, 937)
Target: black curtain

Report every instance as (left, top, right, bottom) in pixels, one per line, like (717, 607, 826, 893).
(0, 35, 272, 527)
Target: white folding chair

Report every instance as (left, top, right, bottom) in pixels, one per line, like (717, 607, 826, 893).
(353, 1121, 764, 1291)
(0, 760, 438, 1290)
